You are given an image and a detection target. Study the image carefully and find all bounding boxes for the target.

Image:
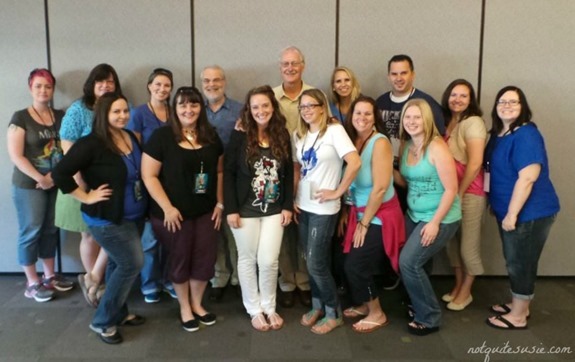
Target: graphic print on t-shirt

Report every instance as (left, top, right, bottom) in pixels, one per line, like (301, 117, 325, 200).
(251, 156, 281, 212)
(301, 139, 322, 178)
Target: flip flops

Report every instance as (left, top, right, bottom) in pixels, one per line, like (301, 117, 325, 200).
(77, 274, 98, 308)
(485, 315, 528, 330)
(490, 304, 531, 319)
(352, 318, 390, 333)
(343, 307, 367, 318)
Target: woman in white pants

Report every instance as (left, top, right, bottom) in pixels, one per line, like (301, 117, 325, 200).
(224, 85, 294, 331)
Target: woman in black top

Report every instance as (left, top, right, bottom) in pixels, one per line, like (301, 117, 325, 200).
(53, 92, 147, 344)
(224, 85, 294, 331)
(142, 86, 223, 333)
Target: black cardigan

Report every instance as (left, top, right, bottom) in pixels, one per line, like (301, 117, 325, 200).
(52, 131, 141, 224)
(224, 130, 294, 215)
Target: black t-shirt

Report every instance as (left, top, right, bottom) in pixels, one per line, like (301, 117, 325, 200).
(239, 147, 283, 218)
(144, 127, 223, 219)
(10, 108, 64, 189)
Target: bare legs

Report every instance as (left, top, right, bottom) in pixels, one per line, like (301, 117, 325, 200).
(447, 266, 475, 304)
(174, 279, 209, 322)
(80, 231, 107, 284)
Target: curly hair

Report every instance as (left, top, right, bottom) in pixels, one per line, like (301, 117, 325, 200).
(241, 85, 291, 164)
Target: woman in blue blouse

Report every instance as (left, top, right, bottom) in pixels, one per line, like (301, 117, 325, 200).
(329, 66, 361, 123)
(53, 93, 147, 344)
(485, 86, 559, 330)
(127, 68, 174, 303)
(56, 63, 123, 307)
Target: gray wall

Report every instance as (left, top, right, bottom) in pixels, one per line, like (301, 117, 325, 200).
(1, 0, 573, 274)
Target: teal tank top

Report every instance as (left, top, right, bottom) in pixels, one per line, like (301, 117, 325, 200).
(400, 141, 461, 223)
(351, 133, 395, 225)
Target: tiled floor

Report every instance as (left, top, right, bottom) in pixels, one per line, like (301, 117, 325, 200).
(0, 275, 573, 361)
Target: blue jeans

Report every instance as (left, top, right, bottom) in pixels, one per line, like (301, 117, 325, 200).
(12, 186, 58, 265)
(140, 221, 171, 295)
(498, 215, 556, 300)
(89, 221, 144, 330)
(298, 210, 340, 319)
(399, 217, 460, 328)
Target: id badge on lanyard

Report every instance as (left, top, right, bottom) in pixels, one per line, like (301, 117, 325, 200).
(194, 161, 208, 194)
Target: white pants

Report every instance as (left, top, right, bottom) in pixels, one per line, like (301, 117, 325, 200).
(230, 213, 284, 317)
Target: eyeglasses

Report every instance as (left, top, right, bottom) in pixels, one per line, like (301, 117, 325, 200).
(280, 61, 303, 68)
(497, 100, 520, 107)
(298, 104, 320, 111)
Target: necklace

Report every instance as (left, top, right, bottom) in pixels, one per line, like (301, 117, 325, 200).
(409, 141, 423, 159)
(183, 128, 196, 141)
(182, 128, 197, 149)
(31, 106, 54, 127)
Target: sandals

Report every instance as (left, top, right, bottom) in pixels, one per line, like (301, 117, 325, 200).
(490, 304, 531, 319)
(407, 321, 439, 336)
(300, 309, 324, 327)
(251, 314, 270, 332)
(77, 274, 99, 308)
(486, 315, 528, 330)
(343, 307, 367, 318)
(352, 318, 389, 333)
(267, 313, 284, 330)
(310, 317, 343, 335)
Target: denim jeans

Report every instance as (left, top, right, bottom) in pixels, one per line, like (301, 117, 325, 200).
(12, 186, 58, 265)
(89, 220, 144, 330)
(399, 217, 460, 328)
(498, 215, 556, 300)
(140, 221, 171, 295)
(298, 210, 340, 319)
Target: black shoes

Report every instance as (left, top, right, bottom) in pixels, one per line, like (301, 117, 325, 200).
(193, 312, 217, 326)
(278, 290, 295, 308)
(181, 318, 200, 332)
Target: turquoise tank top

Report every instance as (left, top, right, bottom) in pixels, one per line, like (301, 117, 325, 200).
(351, 133, 395, 225)
(400, 141, 461, 223)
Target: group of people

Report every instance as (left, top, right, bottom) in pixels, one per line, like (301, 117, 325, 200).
(7, 47, 560, 344)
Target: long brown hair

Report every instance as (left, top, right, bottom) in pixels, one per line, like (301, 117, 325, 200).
(242, 85, 290, 164)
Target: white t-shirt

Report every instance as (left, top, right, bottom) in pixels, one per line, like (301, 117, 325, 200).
(293, 123, 356, 215)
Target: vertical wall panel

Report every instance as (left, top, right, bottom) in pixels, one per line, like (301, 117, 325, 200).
(339, 0, 482, 102)
(194, 0, 336, 102)
(49, 0, 193, 109)
(0, 1, 49, 272)
(481, 0, 575, 274)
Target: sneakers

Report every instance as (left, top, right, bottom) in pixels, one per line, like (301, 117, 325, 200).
(163, 285, 177, 299)
(42, 274, 74, 292)
(144, 292, 160, 304)
(25, 282, 54, 302)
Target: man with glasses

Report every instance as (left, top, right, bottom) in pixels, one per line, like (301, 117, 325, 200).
(375, 54, 446, 291)
(201, 65, 243, 301)
(272, 46, 313, 308)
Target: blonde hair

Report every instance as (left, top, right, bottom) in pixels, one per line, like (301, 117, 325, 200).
(399, 99, 439, 154)
(330, 66, 361, 104)
(295, 89, 335, 139)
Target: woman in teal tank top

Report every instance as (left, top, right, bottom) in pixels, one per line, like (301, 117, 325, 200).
(395, 99, 462, 336)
